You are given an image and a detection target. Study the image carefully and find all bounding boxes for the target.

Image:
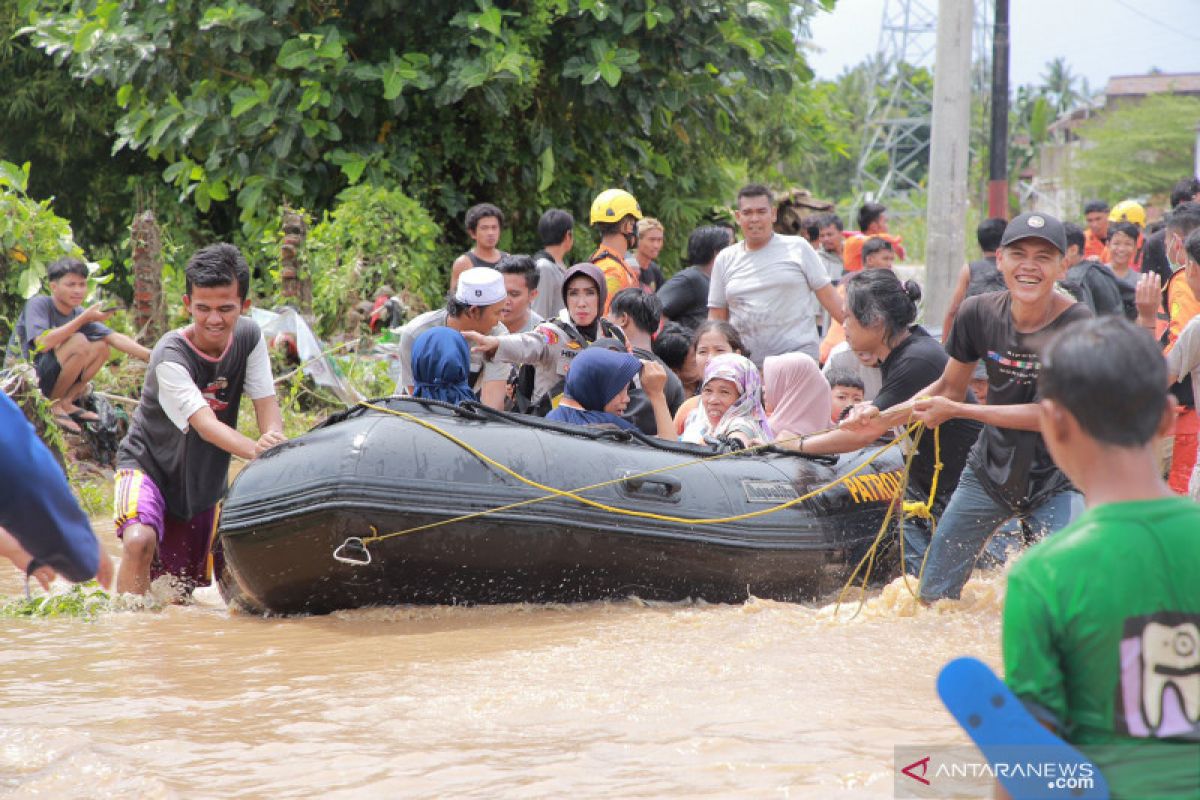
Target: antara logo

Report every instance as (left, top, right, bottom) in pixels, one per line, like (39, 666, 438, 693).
(901, 755, 931, 786)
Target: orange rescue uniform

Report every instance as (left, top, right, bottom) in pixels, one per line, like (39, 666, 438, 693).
(590, 244, 639, 315)
(1163, 269, 1200, 495)
(842, 233, 906, 272)
(1083, 229, 1107, 260)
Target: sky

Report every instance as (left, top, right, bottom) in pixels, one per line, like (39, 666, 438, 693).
(804, 0, 1200, 92)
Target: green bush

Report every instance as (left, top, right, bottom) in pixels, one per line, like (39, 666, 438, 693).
(308, 184, 447, 337)
(0, 161, 84, 339)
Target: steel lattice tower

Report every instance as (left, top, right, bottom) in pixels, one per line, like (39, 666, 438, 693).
(853, 0, 994, 214)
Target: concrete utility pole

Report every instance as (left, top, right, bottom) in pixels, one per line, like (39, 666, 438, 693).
(923, 0, 973, 328)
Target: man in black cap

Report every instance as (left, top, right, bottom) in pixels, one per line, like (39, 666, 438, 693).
(845, 212, 1093, 602)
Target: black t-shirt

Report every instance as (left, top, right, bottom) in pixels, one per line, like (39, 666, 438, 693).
(945, 291, 1092, 508)
(1139, 228, 1171, 285)
(117, 317, 261, 520)
(656, 266, 710, 331)
(640, 261, 665, 292)
(623, 347, 685, 435)
(873, 327, 983, 511)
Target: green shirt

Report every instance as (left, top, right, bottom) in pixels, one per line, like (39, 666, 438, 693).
(1003, 497, 1200, 800)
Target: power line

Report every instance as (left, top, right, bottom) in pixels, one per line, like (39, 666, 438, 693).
(1111, 0, 1200, 43)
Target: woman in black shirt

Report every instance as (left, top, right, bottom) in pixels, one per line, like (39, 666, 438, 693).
(777, 269, 983, 576)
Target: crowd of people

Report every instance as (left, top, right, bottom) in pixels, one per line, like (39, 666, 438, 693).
(2, 175, 1198, 798)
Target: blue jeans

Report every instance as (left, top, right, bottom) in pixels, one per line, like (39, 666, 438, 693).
(916, 465, 1080, 602)
(902, 516, 1021, 577)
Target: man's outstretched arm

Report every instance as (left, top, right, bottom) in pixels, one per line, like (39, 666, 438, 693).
(0, 393, 105, 584)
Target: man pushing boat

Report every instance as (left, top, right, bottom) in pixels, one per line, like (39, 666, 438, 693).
(113, 244, 286, 596)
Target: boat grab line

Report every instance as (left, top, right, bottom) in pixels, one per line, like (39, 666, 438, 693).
(341, 404, 944, 610)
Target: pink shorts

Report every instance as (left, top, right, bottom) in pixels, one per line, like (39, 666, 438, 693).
(114, 469, 222, 589)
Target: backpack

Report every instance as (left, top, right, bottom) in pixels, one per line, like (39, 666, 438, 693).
(76, 392, 128, 467)
(1061, 260, 1133, 319)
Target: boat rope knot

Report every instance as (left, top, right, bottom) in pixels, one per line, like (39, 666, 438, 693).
(333, 535, 373, 566)
(900, 427, 943, 521)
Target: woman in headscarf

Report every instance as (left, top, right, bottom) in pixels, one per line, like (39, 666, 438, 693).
(546, 347, 677, 440)
(671, 320, 750, 436)
(410, 327, 475, 405)
(680, 353, 771, 448)
(762, 352, 831, 440)
(464, 263, 628, 416)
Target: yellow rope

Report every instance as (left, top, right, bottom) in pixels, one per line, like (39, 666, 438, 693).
(901, 425, 942, 520)
(835, 421, 923, 614)
(355, 402, 918, 544)
(839, 422, 944, 611)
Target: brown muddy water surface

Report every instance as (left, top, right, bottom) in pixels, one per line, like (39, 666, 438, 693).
(0, 521, 1007, 799)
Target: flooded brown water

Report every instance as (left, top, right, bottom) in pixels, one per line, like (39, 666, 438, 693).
(1, 522, 1006, 799)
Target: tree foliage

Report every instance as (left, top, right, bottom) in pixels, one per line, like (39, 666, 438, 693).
(0, 162, 88, 343)
(0, 2, 158, 258)
(22, 0, 817, 269)
(1070, 94, 1200, 200)
(1038, 57, 1085, 117)
(0, 164, 83, 297)
(306, 184, 446, 337)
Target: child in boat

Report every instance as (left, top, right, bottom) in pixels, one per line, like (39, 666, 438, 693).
(680, 353, 771, 448)
(546, 347, 676, 441)
(999, 316, 1200, 799)
(826, 370, 865, 423)
(113, 244, 286, 596)
(410, 327, 475, 405)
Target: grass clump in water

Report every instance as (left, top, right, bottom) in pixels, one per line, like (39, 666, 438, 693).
(0, 581, 112, 620)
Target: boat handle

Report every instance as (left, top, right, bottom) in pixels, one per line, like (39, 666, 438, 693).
(621, 472, 683, 497)
(333, 536, 372, 566)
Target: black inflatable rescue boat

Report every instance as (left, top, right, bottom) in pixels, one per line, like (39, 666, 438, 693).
(217, 398, 906, 615)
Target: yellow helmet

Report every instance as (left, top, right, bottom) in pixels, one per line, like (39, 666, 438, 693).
(1109, 200, 1146, 227)
(590, 188, 643, 225)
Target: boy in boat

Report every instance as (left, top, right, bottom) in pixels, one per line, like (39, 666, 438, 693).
(113, 244, 286, 595)
(999, 317, 1200, 799)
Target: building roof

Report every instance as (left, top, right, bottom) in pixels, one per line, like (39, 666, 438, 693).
(1104, 72, 1200, 98)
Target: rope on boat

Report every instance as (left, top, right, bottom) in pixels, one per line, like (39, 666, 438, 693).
(336, 402, 945, 606)
(834, 423, 941, 615)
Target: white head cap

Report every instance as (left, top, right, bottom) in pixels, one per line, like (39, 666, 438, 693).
(454, 267, 506, 306)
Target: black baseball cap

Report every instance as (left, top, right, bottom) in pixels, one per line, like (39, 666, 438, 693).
(999, 212, 1066, 255)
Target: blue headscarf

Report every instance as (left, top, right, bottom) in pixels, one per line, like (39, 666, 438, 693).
(546, 346, 640, 431)
(411, 327, 475, 405)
